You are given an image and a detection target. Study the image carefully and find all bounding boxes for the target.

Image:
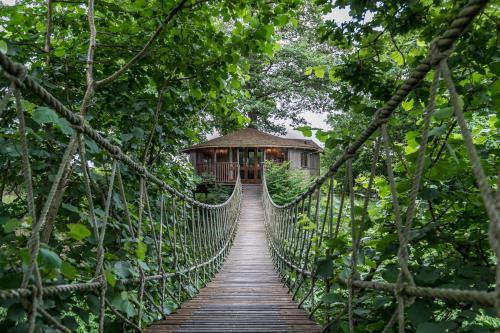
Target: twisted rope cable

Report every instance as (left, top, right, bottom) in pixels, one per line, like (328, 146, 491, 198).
(261, 0, 489, 208)
(0, 50, 233, 209)
(440, 59, 500, 314)
(390, 64, 441, 333)
(261, 1, 493, 330)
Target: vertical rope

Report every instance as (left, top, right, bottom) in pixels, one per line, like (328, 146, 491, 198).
(346, 160, 356, 333)
(14, 88, 41, 333)
(96, 160, 117, 333)
(440, 59, 500, 314)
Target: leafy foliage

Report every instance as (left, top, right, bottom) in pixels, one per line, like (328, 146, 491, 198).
(0, 0, 302, 331)
(268, 0, 500, 331)
(264, 161, 311, 205)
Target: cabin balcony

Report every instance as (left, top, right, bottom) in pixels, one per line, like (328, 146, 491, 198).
(196, 162, 240, 184)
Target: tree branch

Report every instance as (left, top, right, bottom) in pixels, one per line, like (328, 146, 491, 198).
(44, 0, 53, 65)
(94, 0, 189, 88)
(79, 0, 97, 116)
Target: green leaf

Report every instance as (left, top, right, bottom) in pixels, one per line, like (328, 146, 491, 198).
(416, 322, 448, 333)
(328, 69, 337, 81)
(315, 257, 333, 278)
(428, 126, 445, 137)
(322, 292, 342, 304)
(132, 127, 144, 139)
(314, 66, 325, 78)
(104, 269, 116, 287)
(61, 261, 77, 279)
(231, 79, 241, 89)
(57, 118, 73, 135)
(326, 238, 347, 250)
(7, 304, 25, 321)
(39, 247, 62, 270)
(3, 218, 20, 233)
(315, 129, 329, 143)
(113, 261, 131, 279)
(304, 67, 312, 76)
(419, 187, 439, 201)
(433, 107, 454, 121)
(390, 51, 404, 66)
(407, 301, 433, 325)
(111, 291, 134, 316)
(135, 241, 147, 260)
(67, 223, 91, 241)
(325, 136, 341, 149)
(32, 106, 60, 124)
(54, 47, 66, 57)
(489, 61, 500, 75)
(402, 99, 414, 112)
(415, 267, 440, 283)
(382, 263, 398, 283)
(296, 125, 312, 137)
(0, 40, 8, 54)
(191, 88, 203, 100)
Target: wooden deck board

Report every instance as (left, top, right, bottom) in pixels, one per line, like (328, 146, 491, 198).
(145, 185, 320, 333)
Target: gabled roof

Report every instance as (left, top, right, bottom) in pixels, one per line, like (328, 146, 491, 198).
(184, 128, 322, 152)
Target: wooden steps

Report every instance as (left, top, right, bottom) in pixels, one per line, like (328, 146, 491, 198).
(145, 185, 320, 333)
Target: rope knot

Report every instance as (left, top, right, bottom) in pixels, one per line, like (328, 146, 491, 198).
(428, 38, 455, 67)
(4, 62, 27, 88)
(109, 146, 122, 160)
(345, 152, 356, 160)
(395, 273, 416, 307)
(28, 285, 40, 299)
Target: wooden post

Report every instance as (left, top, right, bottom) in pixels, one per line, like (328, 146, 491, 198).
(214, 149, 217, 182)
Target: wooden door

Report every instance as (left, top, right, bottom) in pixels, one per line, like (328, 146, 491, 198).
(239, 148, 262, 184)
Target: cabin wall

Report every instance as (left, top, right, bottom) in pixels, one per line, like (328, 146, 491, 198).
(309, 153, 320, 176)
(288, 149, 320, 177)
(189, 151, 196, 166)
(288, 149, 302, 168)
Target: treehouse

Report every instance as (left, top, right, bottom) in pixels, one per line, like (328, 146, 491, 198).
(185, 127, 322, 184)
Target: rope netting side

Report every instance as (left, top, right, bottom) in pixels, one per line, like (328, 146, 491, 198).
(0, 55, 242, 333)
(263, 0, 498, 331)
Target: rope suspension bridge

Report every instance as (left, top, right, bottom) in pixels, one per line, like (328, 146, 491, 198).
(0, 0, 498, 332)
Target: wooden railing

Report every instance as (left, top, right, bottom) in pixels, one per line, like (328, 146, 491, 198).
(196, 162, 239, 183)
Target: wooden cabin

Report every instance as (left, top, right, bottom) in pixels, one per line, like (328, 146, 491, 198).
(185, 128, 322, 184)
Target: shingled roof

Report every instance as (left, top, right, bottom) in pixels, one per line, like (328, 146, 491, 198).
(184, 128, 322, 152)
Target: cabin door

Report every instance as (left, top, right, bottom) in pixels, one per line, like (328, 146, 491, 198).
(238, 148, 263, 184)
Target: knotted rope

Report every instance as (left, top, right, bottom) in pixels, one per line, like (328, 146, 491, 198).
(0, 49, 243, 333)
(261, 1, 496, 332)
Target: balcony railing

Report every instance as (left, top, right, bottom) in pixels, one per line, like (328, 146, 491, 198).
(196, 162, 239, 183)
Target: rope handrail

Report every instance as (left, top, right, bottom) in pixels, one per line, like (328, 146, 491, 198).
(0, 210, 240, 300)
(266, 0, 490, 209)
(0, 50, 223, 209)
(262, 0, 499, 331)
(0, 41, 243, 332)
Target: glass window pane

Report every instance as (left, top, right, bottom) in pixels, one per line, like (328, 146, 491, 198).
(248, 148, 255, 166)
(239, 148, 244, 166)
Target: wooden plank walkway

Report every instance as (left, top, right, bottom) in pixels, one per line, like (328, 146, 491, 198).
(146, 185, 320, 332)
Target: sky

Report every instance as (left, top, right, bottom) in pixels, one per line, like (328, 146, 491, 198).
(0, 0, 358, 141)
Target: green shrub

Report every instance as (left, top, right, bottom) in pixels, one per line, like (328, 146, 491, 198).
(264, 161, 311, 205)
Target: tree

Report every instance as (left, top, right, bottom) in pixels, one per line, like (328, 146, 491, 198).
(297, 0, 499, 331)
(211, 2, 338, 134)
(0, 0, 304, 331)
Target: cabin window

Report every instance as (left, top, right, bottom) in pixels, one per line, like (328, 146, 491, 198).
(301, 152, 308, 168)
(265, 148, 286, 163)
(215, 148, 228, 162)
